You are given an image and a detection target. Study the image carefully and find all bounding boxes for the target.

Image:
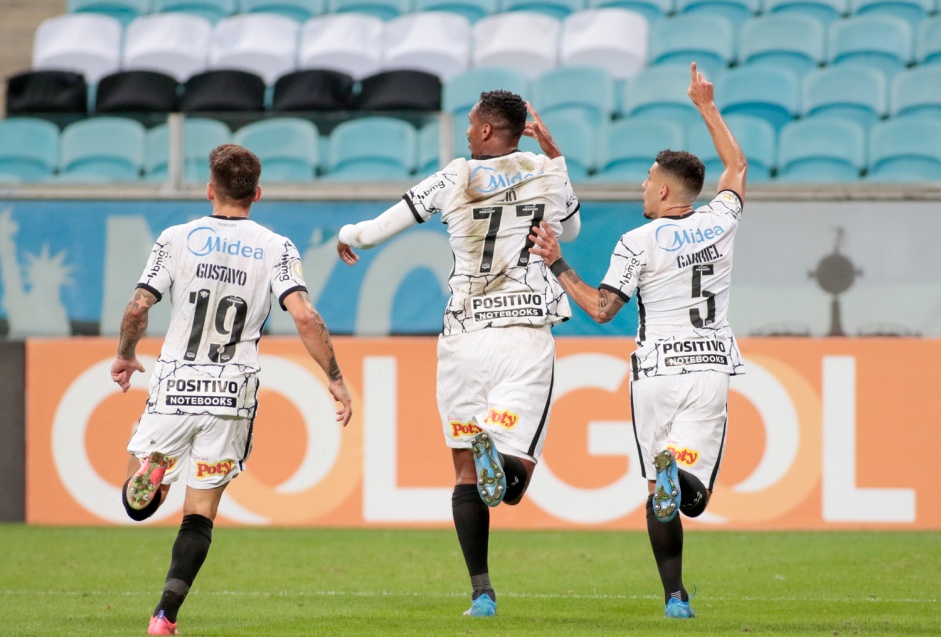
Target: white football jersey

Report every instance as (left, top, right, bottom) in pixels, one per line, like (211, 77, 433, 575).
(404, 152, 580, 335)
(601, 190, 745, 377)
(136, 215, 307, 417)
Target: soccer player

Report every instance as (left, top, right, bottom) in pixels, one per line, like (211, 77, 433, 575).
(529, 63, 747, 619)
(111, 144, 353, 636)
(335, 92, 581, 617)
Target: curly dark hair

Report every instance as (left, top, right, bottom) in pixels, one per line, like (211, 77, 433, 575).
(475, 90, 527, 139)
(209, 144, 261, 205)
(656, 149, 705, 199)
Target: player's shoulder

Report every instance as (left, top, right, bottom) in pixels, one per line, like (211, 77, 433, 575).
(696, 190, 743, 216)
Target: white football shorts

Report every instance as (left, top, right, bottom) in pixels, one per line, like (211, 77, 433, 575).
(127, 412, 254, 489)
(437, 325, 555, 463)
(630, 370, 730, 489)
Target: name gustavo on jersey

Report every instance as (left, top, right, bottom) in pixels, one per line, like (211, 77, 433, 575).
(196, 263, 248, 286)
(676, 244, 721, 268)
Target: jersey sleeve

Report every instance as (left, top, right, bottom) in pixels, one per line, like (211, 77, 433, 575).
(599, 233, 647, 303)
(136, 228, 174, 302)
(402, 159, 462, 223)
(699, 190, 743, 222)
(270, 237, 308, 310)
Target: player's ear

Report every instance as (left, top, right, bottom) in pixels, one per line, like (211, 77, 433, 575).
(481, 122, 493, 141)
(206, 182, 214, 202)
(253, 186, 262, 202)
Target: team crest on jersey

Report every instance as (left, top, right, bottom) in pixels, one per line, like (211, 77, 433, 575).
(666, 446, 699, 466)
(484, 408, 519, 430)
(450, 420, 482, 438)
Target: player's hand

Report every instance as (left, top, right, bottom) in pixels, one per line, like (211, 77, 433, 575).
(523, 102, 562, 159)
(111, 357, 145, 393)
(528, 221, 563, 266)
(330, 379, 353, 427)
(337, 241, 359, 265)
(687, 62, 714, 108)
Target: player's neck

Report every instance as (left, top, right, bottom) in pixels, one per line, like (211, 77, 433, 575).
(210, 204, 251, 219)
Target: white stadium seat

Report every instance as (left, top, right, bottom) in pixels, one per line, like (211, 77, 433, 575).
(559, 8, 649, 80)
(472, 12, 561, 79)
(299, 14, 384, 80)
(209, 13, 300, 85)
(382, 12, 472, 81)
(123, 13, 213, 82)
(32, 14, 122, 84)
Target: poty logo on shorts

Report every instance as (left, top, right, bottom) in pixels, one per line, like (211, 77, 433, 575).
(450, 420, 482, 438)
(655, 223, 725, 252)
(187, 226, 264, 260)
(195, 459, 236, 479)
(485, 408, 518, 430)
(470, 166, 543, 193)
(666, 446, 699, 466)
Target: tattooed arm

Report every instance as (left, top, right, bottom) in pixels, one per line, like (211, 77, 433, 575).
(111, 287, 157, 392)
(283, 290, 353, 426)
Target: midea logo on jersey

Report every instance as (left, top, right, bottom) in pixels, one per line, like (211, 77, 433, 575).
(655, 223, 725, 252)
(470, 166, 543, 193)
(187, 226, 264, 260)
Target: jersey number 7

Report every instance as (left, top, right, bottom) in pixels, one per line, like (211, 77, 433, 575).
(473, 204, 546, 273)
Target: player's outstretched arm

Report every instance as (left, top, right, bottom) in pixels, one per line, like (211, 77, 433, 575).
(337, 199, 419, 266)
(688, 62, 747, 201)
(529, 222, 625, 324)
(111, 287, 156, 392)
(523, 102, 562, 159)
(284, 290, 353, 426)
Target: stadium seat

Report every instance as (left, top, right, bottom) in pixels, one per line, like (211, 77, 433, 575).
(238, 0, 327, 21)
(382, 13, 471, 82)
(181, 70, 267, 111)
(145, 117, 232, 182)
(776, 119, 866, 182)
(94, 71, 181, 113)
(532, 66, 616, 127)
(329, 0, 410, 20)
(32, 14, 122, 84)
(209, 14, 300, 85)
(443, 67, 529, 114)
(623, 64, 700, 127)
(676, 0, 759, 23)
(889, 67, 941, 120)
(58, 116, 146, 182)
(592, 118, 684, 182)
(739, 14, 826, 78)
(356, 70, 443, 111)
(152, 0, 236, 22)
(714, 66, 801, 131)
(123, 14, 213, 83)
(271, 69, 354, 111)
(5, 70, 89, 115)
(763, 0, 847, 26)
(299, 14, 384, 79)
(325, 116, 417, 180)
(801, 66, 886, 129)
(417, 119, 443, 173)
(233, 118, 319, 181)
(687, 114, 776, 182)
(413, 0, 497, 22)
(828, 15, 913, 80)
(517, 111, 595, 180)
(849, 0, 932, 28)
(648, 14, 736, 79)
(472, 13, 561, 80)
(559, 9, 649, 80)
(67, 0, 150, 26)
(917, 16, 941, 65)
(502, 0, 586, 20)
(586, 0, 674, 23)
(0, 118, 60, 183)
(867, 119, 941, 181)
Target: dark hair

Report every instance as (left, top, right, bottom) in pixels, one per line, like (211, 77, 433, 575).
(476, 90, 527, 139)
(209, 144, 261, 205)
(656, 149, 705, 199)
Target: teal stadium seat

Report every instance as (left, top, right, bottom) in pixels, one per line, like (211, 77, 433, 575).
(648, 14, 736, 79)
(418, 119, 443, 173)
(917, 16, 941, 65)
(326, 117, 417, 180)
(687, 114, 775, 182)
(443, 67, 529, 115)
(763, 0, 847, 26)
(0, 118, 60, 183)
(623, 65, 699, 128)
(58, 116, 146, 182)
(67, 0, 151, 26)
(517, 111, 595, 180)
(586, 0, 674, 22)
(413, 0, 497, 22)
(502, 0, 587, 20)
(801, 66, 887, 129)
(849, 0, 933, 28)
(739, 14, 826, 78)
(153, 0, 236, 22)
(238, 0, 327, 21)
(776, 119, 865, 182)
(715, 66, 801, 132)
(828, 15, 913, 80)
(867, 119, 941, 181)
(145, 118, 232, 183)
(532, 66, 616, 127)
(233, 118, 319, 182)
(592, 118, 684, 182)
(890, 67, 941, 120)
(329, 0, 411, 20)
(676, 0, 759, 23)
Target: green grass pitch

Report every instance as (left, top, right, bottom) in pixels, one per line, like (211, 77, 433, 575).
(1, 526, 938, 636)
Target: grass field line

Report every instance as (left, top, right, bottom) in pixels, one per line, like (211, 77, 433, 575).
(1, 590, 936, 604)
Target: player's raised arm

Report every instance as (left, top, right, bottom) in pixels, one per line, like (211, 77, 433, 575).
(688, 62, 747, 201)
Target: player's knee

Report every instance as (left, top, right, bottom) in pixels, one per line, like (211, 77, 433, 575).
(680, 490, 710, 518)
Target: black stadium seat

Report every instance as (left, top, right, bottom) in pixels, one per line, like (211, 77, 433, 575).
(180, 70, 267, 113)
(356, 70, 442, 112)
(272, 69, 355, 112)
(5, 69, 88, 114)
(95, 70, 180, 113)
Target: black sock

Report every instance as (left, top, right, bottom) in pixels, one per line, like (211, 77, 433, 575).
(121, 478, 162, 521)
(499, 453, 528, 503)
(678, 470, 708, 518)
(155, 514, 213, 623)
(452, 484, 494, 599)
(646, 494, 687, 604)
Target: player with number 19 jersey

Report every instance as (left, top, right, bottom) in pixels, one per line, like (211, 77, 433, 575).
(136, 215, 307, 418)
